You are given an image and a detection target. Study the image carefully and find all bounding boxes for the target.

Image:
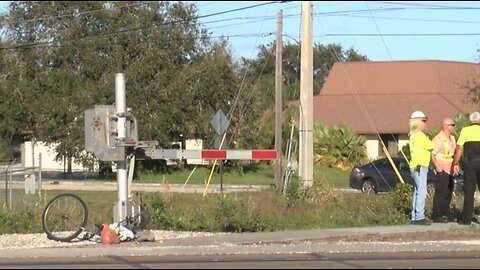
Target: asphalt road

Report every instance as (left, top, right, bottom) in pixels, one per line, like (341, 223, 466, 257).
(6, 178, 359, 194)
(2, 252, 480, 269)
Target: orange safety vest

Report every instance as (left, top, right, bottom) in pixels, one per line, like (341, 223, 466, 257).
(433, 133, 455, 173)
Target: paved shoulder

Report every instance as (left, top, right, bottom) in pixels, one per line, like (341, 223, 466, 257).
(1, 223, 477, 259)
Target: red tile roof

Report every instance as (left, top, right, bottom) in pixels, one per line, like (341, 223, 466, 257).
(309, 60, 480, 134)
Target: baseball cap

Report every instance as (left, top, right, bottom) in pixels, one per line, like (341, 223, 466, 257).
(410, 111, 427, 120)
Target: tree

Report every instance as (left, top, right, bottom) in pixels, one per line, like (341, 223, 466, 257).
(240, 42, 369, 102)
(0, 1, 241, 171)
(463, 80, 480, 105)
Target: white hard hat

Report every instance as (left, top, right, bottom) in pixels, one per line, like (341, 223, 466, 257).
(410, 111, 427, 119)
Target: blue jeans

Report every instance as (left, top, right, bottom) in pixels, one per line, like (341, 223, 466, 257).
(410, 166, 428, 221)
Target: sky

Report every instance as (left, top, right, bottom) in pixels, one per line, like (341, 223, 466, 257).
(193, 1, 480, 62)
(1, 1, 480, 63)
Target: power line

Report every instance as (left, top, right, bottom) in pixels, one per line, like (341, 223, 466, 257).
(323, 33, 480, 36)
(1, 1, 284, 51)
(4, 1, 480, 52)
(195, 1, 282, 19)
(342, 13, 480, 24)
(374, 1, 480, 9)
(2, 1, 149, 23)
(201, 5, 480, 35)
(0, 32, 275, 51)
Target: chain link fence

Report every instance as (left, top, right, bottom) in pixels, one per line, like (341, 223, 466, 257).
(1, 154, 43, 210)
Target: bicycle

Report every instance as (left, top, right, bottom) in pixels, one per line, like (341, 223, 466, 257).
(41, 193, 151, 242)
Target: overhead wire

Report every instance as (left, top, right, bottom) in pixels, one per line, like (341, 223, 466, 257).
(374, 1, 480, 9)
(325, 45, 399, 189)
(5, 1, 480, 51)
(325, 33, 480, 36)
(0, 1, 282, 50)
(363, 1, 407, 183)
(319, 0, 471, 188)
(2, 1, 280, 24)
(224, 5, 277, 147)
(315, 1, 405, 189)
(1, 1, 149, 23)
(337, 13, 480, 24)
(202, 2, 280, 195)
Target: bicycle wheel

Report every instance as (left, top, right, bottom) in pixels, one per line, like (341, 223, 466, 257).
(41, 193, 88, 242)
(128, 210, 151, 232)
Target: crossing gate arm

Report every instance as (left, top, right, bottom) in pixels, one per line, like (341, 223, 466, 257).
(145, 149, 276, 160)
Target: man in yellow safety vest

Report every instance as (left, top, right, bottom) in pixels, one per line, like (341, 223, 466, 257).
(408, 111, 434, 225)
(453, 111, 480, 226)
(431, 118, 457, 223)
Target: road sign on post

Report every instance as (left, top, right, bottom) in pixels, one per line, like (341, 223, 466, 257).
(214, 134, 227, 150)
(210, 109, 229, 135)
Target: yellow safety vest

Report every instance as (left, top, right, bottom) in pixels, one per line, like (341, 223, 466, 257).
(409, 131, 434, 167)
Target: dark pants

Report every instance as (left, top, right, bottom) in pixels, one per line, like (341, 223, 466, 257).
(461, 159, 480, 223)
(432, 171, 453, 219)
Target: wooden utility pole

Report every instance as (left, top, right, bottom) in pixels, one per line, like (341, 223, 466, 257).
(299, 1, 313, 186)
(274, 10, 283, 188)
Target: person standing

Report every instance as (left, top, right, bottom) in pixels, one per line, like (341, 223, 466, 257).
(431, 118, 456, 223)
(408, 111, 434, 225)
(453, 111, 480, 225)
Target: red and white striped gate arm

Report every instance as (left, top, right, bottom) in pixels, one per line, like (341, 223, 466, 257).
(146, 149, 276, 160)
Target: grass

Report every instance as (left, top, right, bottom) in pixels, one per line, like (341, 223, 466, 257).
(0, 182, 471, 235)
(135, 163, 351, 188)
(0, 164, 355, 234)
(1, 189, 119, 233)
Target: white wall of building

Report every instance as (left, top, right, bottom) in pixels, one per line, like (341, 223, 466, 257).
(364, 134, 409, 161)
(398, 135, 409, 155)
(364, 135, 380, 160)
(21, 141, 86, 172)
(185, 139, 209, 165)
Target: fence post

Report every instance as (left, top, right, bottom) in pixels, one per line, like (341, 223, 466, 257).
(8, 169, 12, 210)
(4, 168, 7, 208)
(38, 153, 42, 197)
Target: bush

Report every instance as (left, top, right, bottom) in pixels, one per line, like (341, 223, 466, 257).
(388, 183, 412, 216)
(0, 204, 40, 234)
(313, 123, 367, 171)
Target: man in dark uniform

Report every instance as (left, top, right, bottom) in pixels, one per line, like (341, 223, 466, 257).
(453, 111, 480, 225)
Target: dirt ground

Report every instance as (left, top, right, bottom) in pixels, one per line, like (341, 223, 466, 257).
(321, 227, 480, 243)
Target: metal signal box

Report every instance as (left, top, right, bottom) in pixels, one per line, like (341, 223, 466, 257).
(84, 105, 126, 161)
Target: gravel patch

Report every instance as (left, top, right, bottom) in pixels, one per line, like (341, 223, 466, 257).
(0, 230, 226, 250)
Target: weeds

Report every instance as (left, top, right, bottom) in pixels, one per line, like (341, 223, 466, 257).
(388, 183, 413, 216)
(0, 184, 449, 234)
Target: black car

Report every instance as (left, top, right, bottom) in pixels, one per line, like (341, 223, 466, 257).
(349, 156, 464, 196)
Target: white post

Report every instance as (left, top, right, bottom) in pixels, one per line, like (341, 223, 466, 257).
(299, 1, 313, 187)
(274, 10, 283, 188)
(115, 73, 128, 222)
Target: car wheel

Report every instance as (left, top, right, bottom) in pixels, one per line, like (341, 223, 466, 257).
(361, 178, 376, 194)
(427, 181, 435, 198)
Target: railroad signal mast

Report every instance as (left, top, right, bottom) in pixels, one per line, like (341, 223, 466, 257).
(84, 73, 276, 223)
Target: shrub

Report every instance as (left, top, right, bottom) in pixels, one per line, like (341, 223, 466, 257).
(313, 123, 367, 170)
(388, 183, 412, 216)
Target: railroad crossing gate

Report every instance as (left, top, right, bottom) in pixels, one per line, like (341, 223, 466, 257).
(84, 108, 275, 161)
(84, 73, 276, 223)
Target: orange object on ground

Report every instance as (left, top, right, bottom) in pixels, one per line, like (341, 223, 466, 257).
(100, 223, 120, 245)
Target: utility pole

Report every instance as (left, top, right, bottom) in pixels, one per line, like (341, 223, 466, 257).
(299, 1, 313, 187)
(274, 10, 283, 188)
(114, 73, 128, 223)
